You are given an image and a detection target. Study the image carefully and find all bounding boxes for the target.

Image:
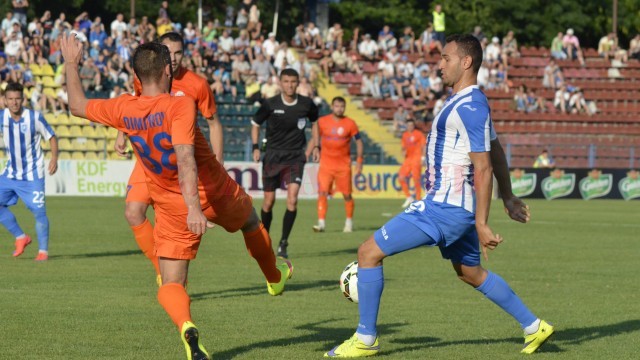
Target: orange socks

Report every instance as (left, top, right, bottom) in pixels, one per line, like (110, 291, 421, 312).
(318, 194, 328, 221)
(131, 219, 160, 276)
(413, 172, 422, 199)
(400, 176, 410, 197)
(158, 283, 192, 329)
(345, 199, 354, 219)
(243, 223, 281, 283)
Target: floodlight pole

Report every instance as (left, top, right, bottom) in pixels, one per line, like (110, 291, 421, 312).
(198, 0, 203, 31)
(612, 0, 618, 34)
(130, 0, 135, 19)
(272, 0, 280, 37)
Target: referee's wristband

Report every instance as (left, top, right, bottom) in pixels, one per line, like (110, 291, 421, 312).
(252, 143, 259, 151)
(313, 146, 321, 150)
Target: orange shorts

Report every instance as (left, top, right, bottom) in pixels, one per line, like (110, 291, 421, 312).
(150, 160, 253, 260)
(126, 161, 152, 204)
(318, 164, 352, 195)
(399, 160, 422, 178)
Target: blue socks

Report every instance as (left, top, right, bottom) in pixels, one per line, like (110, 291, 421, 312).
(0, 206, 24, 238)
(357, 266, 384, 336)
(33, 210, 49, 252)
(476, 271, 537, 329)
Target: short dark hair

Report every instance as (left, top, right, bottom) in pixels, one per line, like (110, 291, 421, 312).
(279, 68, 299, 79)
(158, 32, 184, 48)
(5, 82, 24, 95)
(132, 42, 172, 84)
(445, 34, 483, 73)
(332, 96, 346, 105)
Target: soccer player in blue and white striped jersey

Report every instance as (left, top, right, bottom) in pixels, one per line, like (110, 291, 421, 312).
(325, 34, 554, 358)
(0, 82, 58, 261)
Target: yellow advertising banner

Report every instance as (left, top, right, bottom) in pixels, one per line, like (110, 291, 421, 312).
(352, 165, 424, 199)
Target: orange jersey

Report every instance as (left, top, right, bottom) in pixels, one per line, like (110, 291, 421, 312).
(134, 68, 217, 118)
(318, 114, 359, 167)
(85, 94, 216, 196)
(402, 129, 426, 161)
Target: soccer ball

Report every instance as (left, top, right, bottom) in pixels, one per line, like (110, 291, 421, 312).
(340, 261, 359, 303)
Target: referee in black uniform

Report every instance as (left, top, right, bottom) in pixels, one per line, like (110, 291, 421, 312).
(251, 68, 319, 259)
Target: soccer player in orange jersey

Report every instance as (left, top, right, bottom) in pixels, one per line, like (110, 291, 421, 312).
(311, 97, 363, 233)
(61, 33, 292, 360)
(114, 32, 223, 282)
(399, 119, 426, 208)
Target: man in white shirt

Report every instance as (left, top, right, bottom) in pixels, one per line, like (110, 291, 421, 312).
(358, 34, 379, 62)
(110, 13, 127, 40)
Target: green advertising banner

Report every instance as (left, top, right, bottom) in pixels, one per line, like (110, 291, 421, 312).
(510, 169, 537, 198)
(541, 170, 576, 200)
(579, 170, 613, 200)
(618, 170, 640, 201)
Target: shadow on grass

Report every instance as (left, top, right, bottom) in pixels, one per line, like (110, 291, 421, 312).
(190, 279, 337, 301)
(213, 320, 410, 359)
(385, 319, 640, 356)
(49, 249, 141, 259)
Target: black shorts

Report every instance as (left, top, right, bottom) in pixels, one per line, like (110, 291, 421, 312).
(262, 149, 306, 192)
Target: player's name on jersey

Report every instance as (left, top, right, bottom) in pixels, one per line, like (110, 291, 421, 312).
(124, 112, 165, 130)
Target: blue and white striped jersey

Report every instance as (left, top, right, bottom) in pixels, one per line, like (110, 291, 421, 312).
(424, 85, 497, 213)
(1, 108, 55, 181)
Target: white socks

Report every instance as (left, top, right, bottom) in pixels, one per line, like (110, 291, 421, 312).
(524, 318, 541, 335)
(356, 332, 377, 346)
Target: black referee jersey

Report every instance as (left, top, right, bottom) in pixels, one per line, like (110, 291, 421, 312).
(253, 94, 319, 151)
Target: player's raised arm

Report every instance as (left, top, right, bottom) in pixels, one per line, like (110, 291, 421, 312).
(60, 32, 90, 119)
(490, 137, 530, 223)
(175, 144, 208, 235)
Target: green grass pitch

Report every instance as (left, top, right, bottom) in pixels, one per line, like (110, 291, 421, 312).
(1, 197, 638, 359)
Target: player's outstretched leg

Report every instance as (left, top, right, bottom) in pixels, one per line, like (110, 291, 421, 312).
(126, 202, 161, 284)
(459, 265, 554, 354)
(242, 209, 294, 295)
(326, 236, 385, 357)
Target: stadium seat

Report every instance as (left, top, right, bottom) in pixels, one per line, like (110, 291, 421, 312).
(69, 126, 83, 137)
(56, 113, 70, 125)
(29, 63, 43, 76)
(41, 64, 55, 76)
(58, 138, 72, 150)
(55, 125, 70, 137)
(44, 113, 58, 125)
(42, 76, 59, 88)
(71, 151, 85, 160)
(84, 151, 99, 160)
(58, 151, 71, 160)
(43, 88, 57, 98)
(82, 126, 98, 138)
(84, 139, 98, 151)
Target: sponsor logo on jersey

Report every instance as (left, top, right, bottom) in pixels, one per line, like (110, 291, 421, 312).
(380, 225, 389, 240)
(541, 169, 575, 200)
(462, 104, 477, 111)
(173, 90, 185, 97)
(579, 170, 612, 200)
(274, 109, 285, 114)
(20, 123, 27, 133)
(297, 117, 306, 129)
(618, 170, 640, 200)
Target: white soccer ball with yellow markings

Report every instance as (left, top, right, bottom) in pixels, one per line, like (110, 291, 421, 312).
(340, 261, 359, 303)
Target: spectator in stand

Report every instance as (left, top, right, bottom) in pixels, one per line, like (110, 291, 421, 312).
(417, 23, 442, 55)
(325, 23, 343, 51)
(158, 1, 171, 24)
(598, 32, 628, 63)
(126, 17, 138, 38)
(219, 29, 234, 54)
(232, 53, 254, 84)
(399, 26, 416, 53)
(377, 54, 395, 77)
(4, 32, 24, 59)
(109, 84, 124, 98)
(427, 68, 443, 99)
(110, 13, 127, 41)
(432, 93, 447, 117)
(293, 24, 307, 48)
(397, 55, 414, 78)
(501, 30, 519, 64)
(533, 149, 555, 168)
(562, 28, 585, 65)
(137, 16, 156, 43)
(542, 59, 564, 89)
(57, 83, 69, 113)
(273, 41, 297, 73)
(305, 22, 322, 50)
(261, 75, 280, 99)
(477, 61, 489, 88)
(80, 57, 101, 91)
(471, 25, 486, 43)
(550, 32, 567, 60)
(392, 65, 412, 100)
(526, 88, 546, 113)
(156, 17, 173, 37)
(252, 52, 276, 83)
(629, 34, 640, 60)
(2, 12, 14, 36)
(297, 76, 314, 98)
(262, 32, 278, 61)
(377, 25, 396, 52)
(331, 46, 360, 75)
(431, 4, 446, 45)
(211, 63, 236, 96)
(361, 72, 382, 99)
(247, 2, 260, 33)
(291, 54, 316, 82)
(385, 46, 401, 64)
(393, 106, 409, 136)
(569, 88, 596, 115)
(182, 21, 196, 45)
(485, 36, 502, 65)
(12, 0, 29, 27)
(513, 85, 527, 112)
(554, 84, 570, 113)
(234, 29, 250, 56)
(379, 70, 397, 99)
(359, 34, 379, 62)
(236, 8, 249, 30)
(413, 68, 431, 100)
(89, 23, 107, 49)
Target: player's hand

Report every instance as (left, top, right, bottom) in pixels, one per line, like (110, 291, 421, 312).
(187, 208, 209, 235)
(114, 131, 128, 157)
(356, 162, 363, 175)
(48, 159, 58, 175)
(252, 149, 260, 162)
(312, 147, 320, 162)
(59, 31, 84, 66)
(476, 223, 503, 261)
(503, 195, 530, 223)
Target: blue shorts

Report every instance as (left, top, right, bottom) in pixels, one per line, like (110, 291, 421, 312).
(374, 200, 480, 266)
(0, 176, 46, 212)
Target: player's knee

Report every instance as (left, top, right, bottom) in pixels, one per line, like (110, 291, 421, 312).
(343, 194, 352, 201)
(241, 209, 261, 232)
(124, 204, 147, 226)
(31, 209, 48, 223)
(285, 197, 298, 210)
(357, 236, 384, 267)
